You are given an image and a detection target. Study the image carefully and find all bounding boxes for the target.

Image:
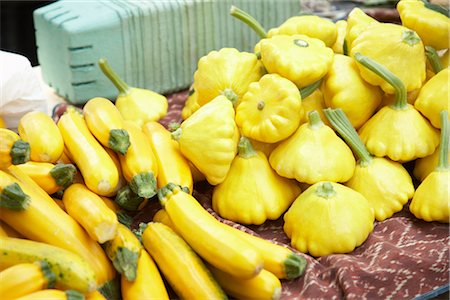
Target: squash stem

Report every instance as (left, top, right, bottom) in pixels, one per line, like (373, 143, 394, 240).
(308, 110, 324, 129)
(50, 163, 77, 189)
(238, 137, 257, 158)
(38, 260, 57, 289)
(171, 128, 182, 141)
(0, 182, 31, 210)
(115, 185, 145, 212)
(324, 108, 372, 165)
(425, 46, 443, 74)
(130, 172, 157, 198)
(299, 78, 322, 99)
(354, 52, 407, 110)
(437, 110, 449, 171)
(284, 253, 307, 280)
(315, 182, 336, 199)
(108, 129, 130, 155)
(98, 58, 131, 95)
(10, 140, 30, 165)
(230, 5, 267, 39)
(65, 290, 85, 300)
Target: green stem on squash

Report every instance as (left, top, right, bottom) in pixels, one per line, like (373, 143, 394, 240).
(437, 110, 449, 171)
(354, 52, 407, 110)
(98, 58, 131, 95)
(299, 78, 323, 99)
(50, 163, 77, 189)
(315, 182, 336, 199)
(308, 110, 324, 130)
(108, 129, 130, 155)
(10, 140, 30, 165)
(38, 261, 56, 289)
(65, 290, 85, 300)
(0, 183, 31, 210)
(237, 137, 257, 159)
(230, 5, 267, 39)
(324, 108, 373, 166)
(425, 46, 443, 74)
(130, 172, 157, 198)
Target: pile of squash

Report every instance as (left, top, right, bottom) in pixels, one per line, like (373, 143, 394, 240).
(0, 0, 449, 299)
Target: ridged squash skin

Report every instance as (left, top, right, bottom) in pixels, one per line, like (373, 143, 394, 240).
(332, 20, 347, 54)
(345, 7, 378, 50)
(18, 111, 63, 163)
(58, 108, 119, 196)
(142, 222, 227, 300)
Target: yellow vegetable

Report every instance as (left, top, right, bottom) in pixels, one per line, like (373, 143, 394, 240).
(83, 97, 130, 155)
(0, 220, 24, 238)
(142, 121, 193, 193)
(18, 111, 63, 163)
(16, 289, 84, 300)
(284, 182, 375, 257)
(260, 34, 334, 88)
(158, 183, 263, 279)
(63, 183, 118, 244)
(325, 108, 415, 221)
(99, 58, 168, 126)
(332, 20, 347, 54)
(58, 107, 119, 196)
(193, 47, 265, 107)
(413, 145, 449, 182)
(99, 196, 133, 229)
(0, 166, 117, 291)
(140, 222, 227, 300)
(355, 53, 440, 162)
(103, 223, 142, 281)
(0, 236, 96, 293)
(410, 111, 450, 223)
(321, 54, 382, 129)
(0, 128, 30, 169)
(121, 250, 169, 300)
(397, 0, 450, 50)
(299, 89, 330, 127)
(0, 116, 5, 128)
(15, 161, 76, 195)
(85, 290, 107, 300)
(350, 23, 426, 94)
(0, 262, 56, 299)
(172, 95, 239, 185)
(119, 121, 158, 198)
(345, 7, 378, 50)
(235, 73, 303, 143)
(181, 87, 201, 120)
(212, 137, 301, 225)
(114, 185, 147, 212)
(269, 111, 355, 184)
(414, 68, 449, 129)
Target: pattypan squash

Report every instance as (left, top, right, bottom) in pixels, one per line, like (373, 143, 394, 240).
(332, 20, 347, 54)
(181, 86, 200, 120)
(246, 138, 279, 158)
(322, 54, 382, 129)
(267, 15, 337, 47)
(172, 95, 239, 185)
(259, 34, 334, 88)
(325, 108, 414, 222)
(397, 0, 450, 50)
(413, 144, 449, 182)
(355, 53, 440, 162)
(350, 23, 426, 94)
(345, 7, 378, 50)
(269, 110, 355, 184)
(193, 48, 265, 107)
(415, 68, 449, 129)
(235, 73, 303, 143)
(410, 111, 450, 223)
(212, 137, 301, 225)
(283, 181, 374, 257)
(378, 89, 419, 108)
(299, 89, 331, 127)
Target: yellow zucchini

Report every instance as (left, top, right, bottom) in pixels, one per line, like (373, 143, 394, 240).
(104, 147, 126, 197)
(18, 111, 64, 163)
(0, 261, 56, 299)
(142, 121, 193, 192)
(121, 249, 169, 300)
(57, 107, 119, 196)
(15, 161, 76, 194)
(99, 196, 133, 229)
(83, 97, 130, 155)
(0, 128, 30, 169)
(0, 236, 96, 293)
(16, 289, 85, 300)
(141, 222, 227, 300)
(119, 121, 158, 198)
(0, 220, 23, 238)
(0, 166, 117, 290)
(158, 183, 264, 279)
(86, 290, 107, 300)
(208, 264, 282, 300)
(103, 223, 142, 281)
(63, 183, 118, 244)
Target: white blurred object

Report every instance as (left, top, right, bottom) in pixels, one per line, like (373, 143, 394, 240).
(0, 51, 48, 129)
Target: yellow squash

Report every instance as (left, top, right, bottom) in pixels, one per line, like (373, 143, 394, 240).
(0, 116, 5, 128)
(172, 95, 239, 185)
(83, 97, 130, 155)
(0, 128, 30, 169)
(158, 183, 263, 279)
(99, 58, 168, 126)
(99, 196, 133, 229)
(0, 262, 56, 299)
(0, 220, 24, 238)
(355, 53, 439, 162)
(121, 249, 169, 300)
(345, 7, 378, 50)
(86, 290, 107, 300)
(58, 107, 119, 196)
(18, 111, 64, 163)
(299, 89, 330, 127)
(63, 183, 118, 244)
(193, 48, 265, 107)
(119, 121, 158, 198)
(142, 121, 193, 193)
(413, 146, 449, 182)
(141, 222, 227, 300)
(235, 73, 303, 143)
(332, 20, 347, 54)
(212, 137, 301, 225)
(16, 289, 84, 300)
(181, 86, 201, 120)
(269, 111, 355, 184)
(284, 182, 375, 257)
